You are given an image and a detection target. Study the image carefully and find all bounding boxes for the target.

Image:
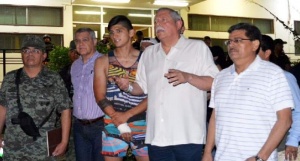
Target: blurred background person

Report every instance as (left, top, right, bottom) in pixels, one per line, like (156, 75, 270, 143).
(58, 40, 79, 161)
(203, 36, 212, 48)
(273, 38, 291, 71)
(259, 34, 300, 161)
(210, 45, 232, 70)
(132, 30, 144, 50)
(59, 40, 79, 101)
(140, 38, 158, 52)
(43, 34, 55, 63)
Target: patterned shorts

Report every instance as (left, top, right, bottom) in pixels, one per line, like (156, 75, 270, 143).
(101, 132, 148, 157)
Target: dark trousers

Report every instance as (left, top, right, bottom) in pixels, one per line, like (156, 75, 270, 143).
(73, 119, 104, 161)
(148, 143, 204, 161)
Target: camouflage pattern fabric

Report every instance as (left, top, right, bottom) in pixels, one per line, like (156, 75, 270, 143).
(0, 67, 72, 161)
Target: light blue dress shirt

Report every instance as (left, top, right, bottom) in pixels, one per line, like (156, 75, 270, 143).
(285, 71, 300, 147)
(71, 51, 104, 119)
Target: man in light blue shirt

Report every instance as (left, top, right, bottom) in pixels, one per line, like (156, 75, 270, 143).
(71, 28, 104, 161)
(259, 34, 300, 160)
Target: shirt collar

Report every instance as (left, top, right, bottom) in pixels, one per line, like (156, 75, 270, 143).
(230, 55, 261, 74)
(158, 36, 186, 55)
(78, 51, 101, 65)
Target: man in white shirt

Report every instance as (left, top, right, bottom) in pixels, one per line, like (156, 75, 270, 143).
(116, 7, 218, 161)
(203, 23, 293, 161)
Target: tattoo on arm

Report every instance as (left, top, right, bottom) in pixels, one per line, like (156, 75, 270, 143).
(97, 98, 112, 110)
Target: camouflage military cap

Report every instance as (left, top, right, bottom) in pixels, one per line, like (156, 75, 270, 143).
(21, 35, 46, 50)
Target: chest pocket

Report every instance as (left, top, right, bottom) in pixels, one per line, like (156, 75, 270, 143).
(21, 83, 55, 116)
(173, 61, 197, 74)
(36, 85, 55, 112)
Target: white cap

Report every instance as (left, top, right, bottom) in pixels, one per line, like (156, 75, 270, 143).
(141, 38, 158, 45)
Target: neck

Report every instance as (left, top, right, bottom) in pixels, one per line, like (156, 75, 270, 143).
(82, 50, 96, 64)
(161, 35, 180, 54)
(234, 55, 256, 74)
(23, 66, 43, 78)
(114, 45, 135, 58)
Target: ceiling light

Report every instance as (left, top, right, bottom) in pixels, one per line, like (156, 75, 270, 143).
(153, 0, 188, 7)
(75, 11, 106, 15)
(128, 13, 152, 18)
(92, 0, 130, 3)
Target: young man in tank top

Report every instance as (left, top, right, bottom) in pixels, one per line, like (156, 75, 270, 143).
(93, 15, 149, 161)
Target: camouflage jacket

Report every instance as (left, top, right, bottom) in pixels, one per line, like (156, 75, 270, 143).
(0, 67, 72, 161)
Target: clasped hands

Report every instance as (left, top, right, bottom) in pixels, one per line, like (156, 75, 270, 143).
(110, 111, 133, 142)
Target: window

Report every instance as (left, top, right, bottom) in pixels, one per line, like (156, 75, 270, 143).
(0, 6, 26, 25)
(0, 5, 63, 26)
(188, 14, 274, 34)
(28, 7, 62, 26)
(188, 15, 209, 31)
(103, 8, 152, 25)
(73, 6, 101, 23)
(294, 21, 300, 54)
(0, 34, 63, 51)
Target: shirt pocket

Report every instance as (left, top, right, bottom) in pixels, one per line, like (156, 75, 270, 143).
(173, 61, 197, 74)
(35, 88, 55, 114)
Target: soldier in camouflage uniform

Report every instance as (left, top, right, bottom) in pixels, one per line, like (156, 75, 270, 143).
(0, 35, 72, 161)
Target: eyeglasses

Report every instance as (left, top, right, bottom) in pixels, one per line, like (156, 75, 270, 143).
(21, 49, 42, 54)
(224, 38, 252, 46)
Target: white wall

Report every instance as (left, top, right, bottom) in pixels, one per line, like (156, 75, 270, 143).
(182, 0, 300, 61)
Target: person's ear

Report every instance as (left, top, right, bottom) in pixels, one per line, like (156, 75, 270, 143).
(176, 20, 183, 31)
(252, 40, 260, 52)
(93, 38, 97, 46)
(129, 29, 135, 38)
(264, 49, 272, 60)
(42, 52, 47, 61)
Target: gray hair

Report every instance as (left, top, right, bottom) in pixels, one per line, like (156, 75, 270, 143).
(157, 8, 182, 22)
(75, 28, 96, 39)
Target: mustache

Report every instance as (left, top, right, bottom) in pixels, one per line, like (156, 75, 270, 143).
(229, 48, 237, 53)
(155, 26, 165, 33)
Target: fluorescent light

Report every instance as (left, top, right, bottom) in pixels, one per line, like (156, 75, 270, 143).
(153, 0, 188, 7)
(92, 0, 130, 3)
(75, 11, 106, 15)
(128, 13, 152, 18)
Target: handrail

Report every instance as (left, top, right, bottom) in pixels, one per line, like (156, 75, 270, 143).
(0, 49, 22, 78)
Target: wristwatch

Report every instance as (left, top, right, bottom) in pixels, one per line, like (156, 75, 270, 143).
(255, 155, 265, 161)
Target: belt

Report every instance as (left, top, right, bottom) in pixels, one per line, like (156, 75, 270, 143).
(76, 116, 104, 125)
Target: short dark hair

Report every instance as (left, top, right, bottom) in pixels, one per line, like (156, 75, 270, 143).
(136, 31, 143, 37)
(261, 35, 274, 52)
(108, 15, 133, 31)
(75, 28, 96, 39)
(204, 36, 211, 40)
(228, 23, 261, 54)
(261, 35, 276, 63)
